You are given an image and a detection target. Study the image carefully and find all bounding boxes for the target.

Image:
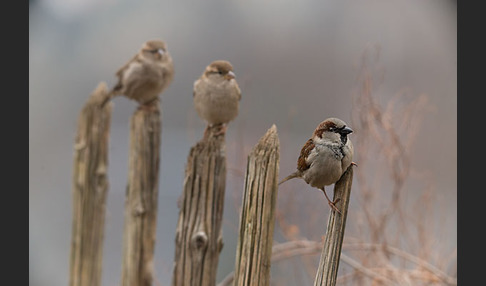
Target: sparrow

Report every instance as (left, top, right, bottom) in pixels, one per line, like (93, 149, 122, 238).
(105, 39, 174, 106)
(193, 60, 241, 136)
(279, 118, 355, 213)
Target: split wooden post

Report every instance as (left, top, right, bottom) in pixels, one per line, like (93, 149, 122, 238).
(313, 166, 354, 286)
(121, 101, 162, 286)
(171, 125, 228, 286)
(70, 82, 112, 286)
(233, 125, 280, 286)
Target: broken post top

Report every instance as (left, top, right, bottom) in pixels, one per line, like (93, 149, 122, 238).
(86, 82, 111, 107)
(252, 124, 279, 154)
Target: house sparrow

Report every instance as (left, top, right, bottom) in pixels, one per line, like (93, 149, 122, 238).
(193, 60, 241, 136)
(105, 39, 174, 106)
(279, 118, 355, 213)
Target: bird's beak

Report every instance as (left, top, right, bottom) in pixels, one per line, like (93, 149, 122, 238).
(340, 126, 353, 135)
(158, 49, 165, 56)
(225, 71, 236, 80)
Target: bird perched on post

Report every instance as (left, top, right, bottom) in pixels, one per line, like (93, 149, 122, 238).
(193, 60, 241, 136)
(104, 39, 174, 107)
(279, 118, 355, 213)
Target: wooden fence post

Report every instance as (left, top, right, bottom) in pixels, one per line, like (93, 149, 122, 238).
(121, 101, 162, 286)
(233, 125, 280, 286)
(313, 166, 354, 286)
(171, 125, 228, 286)
(70, 82, 112, 286)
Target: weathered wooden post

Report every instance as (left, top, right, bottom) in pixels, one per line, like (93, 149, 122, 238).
(313, 166, 354, 286)
(233, 125, 280, 286)
(172, 124, 228, 286)
(121, 100, 162, 286)
(70, 82, 112, 286)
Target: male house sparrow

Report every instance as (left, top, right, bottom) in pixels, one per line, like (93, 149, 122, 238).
(279, 118, 355, 213)
(106, 39, 174, 106)
(193, 60, 241, 135)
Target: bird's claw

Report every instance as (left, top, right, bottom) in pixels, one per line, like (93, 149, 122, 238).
(211, 124, 227, 137)
(321, 188, 342, 214)
(328, 199, 342, 214)
(138, 100, 159, 112)
(351, 162, 358, 167)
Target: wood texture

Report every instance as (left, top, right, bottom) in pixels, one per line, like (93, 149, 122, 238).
(70, 82, 112, 286)
(121, 101, 162, 286)
(233, 125, 280, 286)
(313, 166, 354, 286)
(172, 125, 227, 286)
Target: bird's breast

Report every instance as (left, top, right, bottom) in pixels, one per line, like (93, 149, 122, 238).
(303, 144, 345, 188)
(194, 81, 240, 124)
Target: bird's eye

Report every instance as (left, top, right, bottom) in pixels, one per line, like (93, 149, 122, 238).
(218, 71, 223, 75)
(328, 127, 335, 132)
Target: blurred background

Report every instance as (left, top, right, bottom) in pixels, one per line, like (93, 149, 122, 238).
(29, 0, 456, 285)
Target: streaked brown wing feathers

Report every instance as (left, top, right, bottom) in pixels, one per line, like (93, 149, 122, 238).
(297, 138, 314, 172)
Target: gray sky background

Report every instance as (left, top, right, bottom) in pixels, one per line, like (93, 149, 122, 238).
(29, 1, 456, 285)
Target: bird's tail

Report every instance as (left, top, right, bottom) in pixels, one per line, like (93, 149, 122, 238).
(278, 171, 301, 186)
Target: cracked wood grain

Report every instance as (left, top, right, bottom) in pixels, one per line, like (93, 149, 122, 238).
(313, 166, 354, 286)
(121, 100, 162, 286)
(233, 125, 280, 286)
(172, 125, 227, 286)
(70, 82, 112, 286)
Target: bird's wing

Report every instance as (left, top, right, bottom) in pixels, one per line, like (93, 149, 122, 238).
(235, 83, 242, 101)
(297, 138, 315, 172)
(193, 79, 204, 97)
(279, 138, 314, 186)
(110, 55, 141, 94)
(115, 54, 139, 78)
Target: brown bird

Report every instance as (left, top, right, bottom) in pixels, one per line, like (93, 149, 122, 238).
(193, 60, 241, 135)
(279, 118, 355, 213)
(106, 39, 174, 106)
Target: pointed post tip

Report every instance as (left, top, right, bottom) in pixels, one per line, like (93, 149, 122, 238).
(88, 81, 110, 106)
(255, 124, 279, 152)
